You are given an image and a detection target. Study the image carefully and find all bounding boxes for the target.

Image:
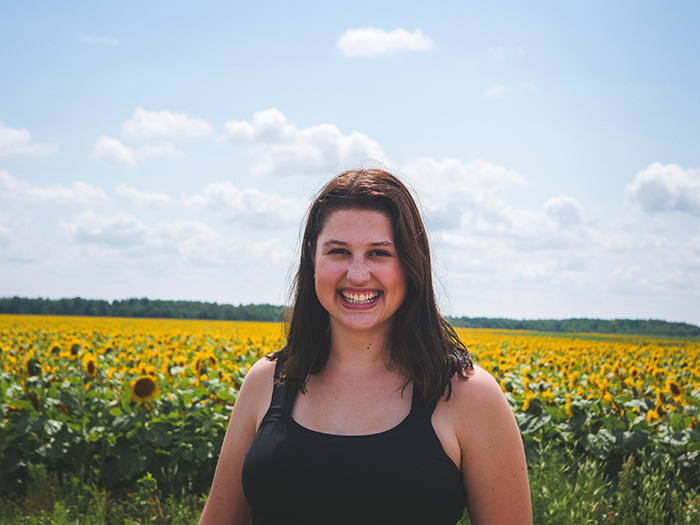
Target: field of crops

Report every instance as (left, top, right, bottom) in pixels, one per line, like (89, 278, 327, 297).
(1, 314, 699, 514)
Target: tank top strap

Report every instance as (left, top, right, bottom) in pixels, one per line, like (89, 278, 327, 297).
(268, 358, 293, 412)
(408, 382, 439, 420)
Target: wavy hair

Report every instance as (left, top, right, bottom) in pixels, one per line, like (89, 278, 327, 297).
(272, 168, 472, 403)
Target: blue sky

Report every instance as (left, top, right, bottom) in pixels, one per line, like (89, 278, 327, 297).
(1, 1, 699, 325)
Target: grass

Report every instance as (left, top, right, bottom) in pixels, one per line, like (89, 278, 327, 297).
(3, 446, 699, 524)
(0, 465, 204, 525)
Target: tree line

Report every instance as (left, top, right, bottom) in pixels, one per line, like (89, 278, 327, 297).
(1, 296, 698, 337)
(446, 316, 700, 338)
(0, 296, 283, 322)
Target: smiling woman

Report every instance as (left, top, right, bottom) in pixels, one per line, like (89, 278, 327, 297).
(199, 168, 532, 525)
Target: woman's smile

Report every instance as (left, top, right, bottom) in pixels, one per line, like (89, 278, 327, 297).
(339, 289, 382, 306)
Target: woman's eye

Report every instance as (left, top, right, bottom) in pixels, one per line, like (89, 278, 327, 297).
(371, 250, 391, 257)
(328, 248, 349, 255)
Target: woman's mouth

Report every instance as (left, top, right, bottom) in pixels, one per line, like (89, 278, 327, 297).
(339, 290, 381, 305)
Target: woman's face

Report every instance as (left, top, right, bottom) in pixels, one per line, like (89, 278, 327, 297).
(312, 208, 407, 339)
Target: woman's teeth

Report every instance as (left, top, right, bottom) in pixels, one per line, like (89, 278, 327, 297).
(341, 291, 379, 304)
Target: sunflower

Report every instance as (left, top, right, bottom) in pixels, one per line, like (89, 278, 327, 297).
(26, 357, 42, 377)
(69, 341, 82, 356)
(666, 379, 683, 399)
(82, 355, 98, 379)
(131, 375, 159, 403)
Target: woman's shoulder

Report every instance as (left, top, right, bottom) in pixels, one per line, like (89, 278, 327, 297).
(241, 356, 277, 393)
(446, 365, 513, 422)
(235, 356, 277, 424)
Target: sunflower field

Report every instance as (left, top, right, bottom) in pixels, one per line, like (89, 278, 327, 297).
(1, 314, 699, 519)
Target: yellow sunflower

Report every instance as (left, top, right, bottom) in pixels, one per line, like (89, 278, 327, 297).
(666, 378, 683, 400)
(131, 375, 159, 403)
(82, 355, 98, 379)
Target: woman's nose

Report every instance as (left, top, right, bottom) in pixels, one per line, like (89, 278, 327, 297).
(346, 256, 370, 282)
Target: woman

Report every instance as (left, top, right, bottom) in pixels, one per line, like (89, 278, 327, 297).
(199, 168, 531, 524)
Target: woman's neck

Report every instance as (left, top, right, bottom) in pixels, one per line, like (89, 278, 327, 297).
(327, 325, 393, 370)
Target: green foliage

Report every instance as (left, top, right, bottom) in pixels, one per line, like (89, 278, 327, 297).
(0, 469, 204, 524)
(0, 366, 241, 496)
(524, 445, 700, 524)
(448, 315, 700, 338)
(0, 296, 283, 322)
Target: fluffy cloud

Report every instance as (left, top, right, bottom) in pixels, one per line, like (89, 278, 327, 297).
(544, 196, 584, 228)
(93, 136, 136, 167)
(402, 158, 594, 252)
(122, 107, 213, 141)
(63, 211, 148, 246)
(186, 181, 306, 228)
(337, 27, 434, 58)
(224, 109, 385, 176)
(625, 162, 700, 216)
(93, 136, 185, 167)
(0, 170, 108, 204)
(61, 210, 291, 271)
(116, 185, 174, 207)
(0, 123, 57, 157)
(404, 157, 527, 209)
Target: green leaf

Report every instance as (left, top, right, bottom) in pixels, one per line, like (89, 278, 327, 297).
(43, 419, 63, 436)
(194, 439, 215, 461)
(584, 428, 616, 460)
(621, 430, 649, 453)
(118, 450, 149, 480)
(518, 413, 551, 435)
(142, 423, 171, 447)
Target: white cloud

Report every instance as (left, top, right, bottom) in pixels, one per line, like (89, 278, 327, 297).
(625, 162, 700, 216)
(116, 185, 174, 207)
(402, 158, 597, 253)
(544, 196, 584, 228)
(337, 27, 434, 58)
(0, 170, 108, 204)
(0, 123, 58, 157)
(63, 211, 148, 246)
(186, 181, 306, 228)
(404, 157, 527, 199)
(484, 84, 506, 98)
(224, 109, 385, 177)
(60, 211, 292, 272)
(93, 136, 136, 167)
(146, 220, 289, 268)
(93, 136, 185, 167)
(122, 107, 213, 141)
(137, 142, 187, 160)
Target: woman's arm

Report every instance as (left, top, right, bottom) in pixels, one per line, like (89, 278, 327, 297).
(452, 366, 532, 525)
(198, 357, 276, 525)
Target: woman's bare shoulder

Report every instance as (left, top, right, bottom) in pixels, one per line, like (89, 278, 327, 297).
(451, 365, 505, 403)
(235, 356, 277, 423)
(443, 364, 515, 431)
(242, 356, 277, 388)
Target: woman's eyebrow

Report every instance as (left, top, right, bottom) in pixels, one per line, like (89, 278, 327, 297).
(321, 239, 395, 248)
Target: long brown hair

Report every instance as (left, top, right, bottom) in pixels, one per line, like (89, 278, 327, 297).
(273, 168, 472, 403)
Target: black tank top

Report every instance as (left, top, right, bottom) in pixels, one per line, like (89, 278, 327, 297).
(241, 361, 467, 524)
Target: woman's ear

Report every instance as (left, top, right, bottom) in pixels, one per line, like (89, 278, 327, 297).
(307, 241, 315, 264)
